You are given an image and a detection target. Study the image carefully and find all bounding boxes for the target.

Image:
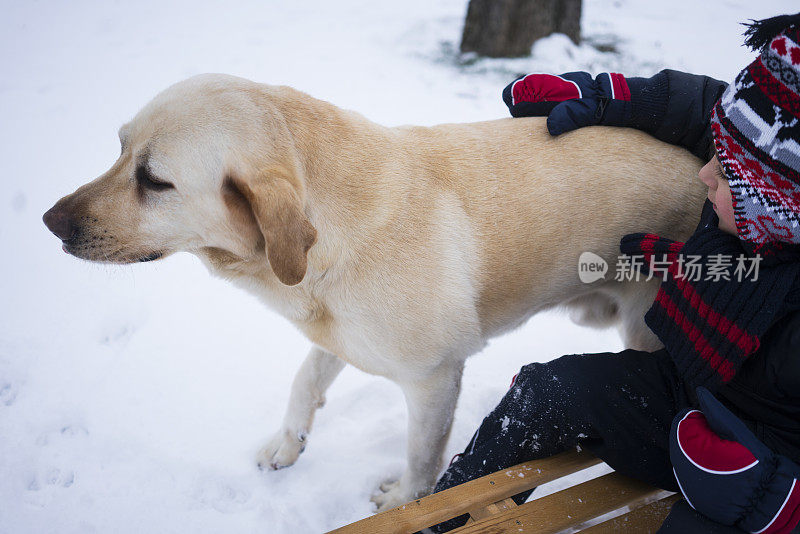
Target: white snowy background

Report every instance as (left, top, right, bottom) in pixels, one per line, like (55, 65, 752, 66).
(1, 0, 795, 532)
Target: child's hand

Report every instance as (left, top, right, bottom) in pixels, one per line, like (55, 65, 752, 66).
(670, 387, 800, 533)
(501, 72, 633, 135)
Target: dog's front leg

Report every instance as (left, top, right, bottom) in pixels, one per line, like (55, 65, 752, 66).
(257, 346, 345, 470)
(371, 363, 464, 511)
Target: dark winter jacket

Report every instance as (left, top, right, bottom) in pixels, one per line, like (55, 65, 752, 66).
(627, 69, 800, 463)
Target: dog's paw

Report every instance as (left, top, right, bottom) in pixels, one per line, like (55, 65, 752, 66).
(256, 428, 307, 471)
(370, 484, 406, 512)
(371, 478, 429, 512)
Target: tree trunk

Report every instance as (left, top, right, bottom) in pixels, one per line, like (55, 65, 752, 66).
(553, 0, 582, 43)
(460, 0, 582, 58)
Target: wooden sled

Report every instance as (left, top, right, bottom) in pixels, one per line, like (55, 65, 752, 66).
(330, 450, 678, 533)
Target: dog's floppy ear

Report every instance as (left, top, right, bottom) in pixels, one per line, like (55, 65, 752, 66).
(224, 168, 317, 285)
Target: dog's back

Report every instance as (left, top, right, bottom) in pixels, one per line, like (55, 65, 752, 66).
(398, 117, 706, 342)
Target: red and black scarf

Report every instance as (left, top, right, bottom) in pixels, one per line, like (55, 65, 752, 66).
(620, 201, 800, 392)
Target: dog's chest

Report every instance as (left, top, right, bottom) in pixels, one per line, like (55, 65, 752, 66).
(202, 255, 325, 322)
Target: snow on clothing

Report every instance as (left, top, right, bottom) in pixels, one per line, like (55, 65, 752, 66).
(429, 349, 738, 533)
(429, 69, 800, 533)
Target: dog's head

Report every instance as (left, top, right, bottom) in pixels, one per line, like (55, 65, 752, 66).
(43, 74, 316, 286)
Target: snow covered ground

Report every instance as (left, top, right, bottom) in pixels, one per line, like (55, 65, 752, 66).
(0, 0, 795, 532)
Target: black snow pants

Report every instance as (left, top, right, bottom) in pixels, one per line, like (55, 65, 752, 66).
(429, 349, 746, 533)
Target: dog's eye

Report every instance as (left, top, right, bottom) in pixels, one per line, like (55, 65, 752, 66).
(136, 165, 174, 192)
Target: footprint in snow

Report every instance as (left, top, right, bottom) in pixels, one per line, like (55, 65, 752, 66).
(192, 479, 253, 513)
(100, 323, 136, 347)
(28, 468, 76, 491)
(36, 424, 89, 446)
(0, 382, 18, 406)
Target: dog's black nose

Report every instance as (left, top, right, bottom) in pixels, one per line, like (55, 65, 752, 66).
(43, 206, 76, 241)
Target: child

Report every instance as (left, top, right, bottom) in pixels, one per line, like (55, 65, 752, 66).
(430, 14, 800, 533)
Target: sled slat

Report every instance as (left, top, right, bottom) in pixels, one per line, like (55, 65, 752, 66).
(449, 472, 663, 534)
(328, 450, 601, 534)
(578, 493, 679, 533)
(468, 497, 518, 521)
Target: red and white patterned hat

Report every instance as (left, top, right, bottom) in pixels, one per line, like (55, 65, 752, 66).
(711, 16, 800, 245)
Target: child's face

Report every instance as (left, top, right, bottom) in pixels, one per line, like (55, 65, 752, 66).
(698, 155, 737, 236)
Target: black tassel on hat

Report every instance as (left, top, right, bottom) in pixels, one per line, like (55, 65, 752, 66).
(742, 12, 800, 51)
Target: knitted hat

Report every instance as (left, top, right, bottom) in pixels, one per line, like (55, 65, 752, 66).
(710, 13, 800, 246)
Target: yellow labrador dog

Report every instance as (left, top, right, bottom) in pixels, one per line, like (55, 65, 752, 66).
(43, 74, 706, 510)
